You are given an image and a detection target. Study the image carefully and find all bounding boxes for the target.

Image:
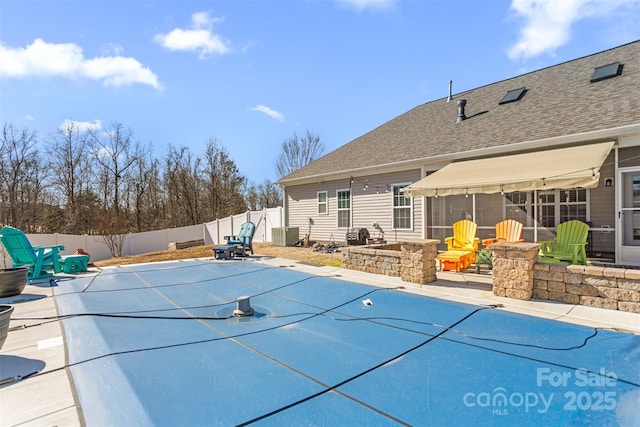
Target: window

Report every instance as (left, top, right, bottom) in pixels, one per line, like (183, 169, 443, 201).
(336, 189, 351, 228)
(505, 191, 530, 226)
(537, 190, 556, 228)
(392, 184, 412, 229)
(536, 188, 588, 227)
(559, 189, 587, 223)
(317, 191, 328, 215)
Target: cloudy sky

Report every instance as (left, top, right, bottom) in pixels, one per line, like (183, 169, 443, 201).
(1, 0, 639, 183)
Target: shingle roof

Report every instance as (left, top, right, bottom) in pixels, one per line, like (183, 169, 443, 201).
(279, 40, 640, 185)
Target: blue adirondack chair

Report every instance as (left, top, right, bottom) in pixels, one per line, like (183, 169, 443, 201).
(226, 221, 256, 255)
(213, 221, 256, 259)
(0, 226, 65, 279)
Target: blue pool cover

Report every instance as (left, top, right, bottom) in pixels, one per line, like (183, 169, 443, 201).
(55, 260, 640, 426)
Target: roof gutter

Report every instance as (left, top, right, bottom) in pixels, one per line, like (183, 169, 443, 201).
(276, 123, 640, 187)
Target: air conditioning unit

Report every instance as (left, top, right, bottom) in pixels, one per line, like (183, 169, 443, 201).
(272, 227, 299, 246)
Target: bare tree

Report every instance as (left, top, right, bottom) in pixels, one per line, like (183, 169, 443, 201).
(164, 145, 203, 226)
(45, 121, 94, 233)
(0, 123, 46, 231)
(245, 179, 282, 210)
(202, 138, 246, 219)
(89, 122, 143, 256)
(89, 122, 140, 214)
(275, 130, 325, 178)
(128, 149, 163, 231)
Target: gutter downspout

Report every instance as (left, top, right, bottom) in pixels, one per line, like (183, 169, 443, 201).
(281, 185, 287, 228)
(615, 145, 619, 265)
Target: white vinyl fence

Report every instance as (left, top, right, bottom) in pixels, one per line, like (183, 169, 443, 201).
(203, 207, 283, 246)
(1, 207, 284, 266)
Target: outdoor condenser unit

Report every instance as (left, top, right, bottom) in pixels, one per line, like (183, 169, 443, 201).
(272, 227, 300, 246)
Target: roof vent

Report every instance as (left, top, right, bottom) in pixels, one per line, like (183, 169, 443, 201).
(456, 99, 467, 123)
(447, 80, 453, 102)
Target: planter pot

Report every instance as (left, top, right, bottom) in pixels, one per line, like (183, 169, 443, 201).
(0, 304, 14, 350)
(0, 267, 29, 298)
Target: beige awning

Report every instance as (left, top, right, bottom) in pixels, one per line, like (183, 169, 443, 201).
(403, 142, 614, 197)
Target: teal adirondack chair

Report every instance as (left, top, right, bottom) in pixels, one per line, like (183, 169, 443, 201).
(226, 221, 256, 255)
(0, 226, 65, 279)
(538, 220, 589, 265)
(225, 222, 256, 256)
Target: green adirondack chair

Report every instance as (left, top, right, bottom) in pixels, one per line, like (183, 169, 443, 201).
(538, 220, 589, 265)
(0, 226, 65, 279)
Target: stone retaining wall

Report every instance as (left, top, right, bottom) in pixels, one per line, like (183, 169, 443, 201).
(533, 264, 640, 313)
(490, 242, 640, 314)
(490, 242, 540, 300)
(342, 240, 438, 284)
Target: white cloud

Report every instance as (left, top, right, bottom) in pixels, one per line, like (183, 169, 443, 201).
(251, 105, 285, 122)
(335, 0, 396, 11)
(82, 56, 160, 89)
(507, 0, 637, 60)
(23, 114, 35, 121)
(154, 11, 230, 59)
(102, 42, 124, 56)
(58, 119, 102, 132)
(0, 38, 162, 90)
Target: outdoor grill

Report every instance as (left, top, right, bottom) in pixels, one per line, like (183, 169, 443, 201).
(346, 228, 370, 245)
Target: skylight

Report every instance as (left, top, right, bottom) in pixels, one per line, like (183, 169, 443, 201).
(591, 62, 623, 82)
(499, 87, 527, 105)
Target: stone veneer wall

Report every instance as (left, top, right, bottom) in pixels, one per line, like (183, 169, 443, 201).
(490, 242, 640, 314)
(490, 242, 540, 300)
(342, 240, 438, 285)
(533, 264, 640, 313)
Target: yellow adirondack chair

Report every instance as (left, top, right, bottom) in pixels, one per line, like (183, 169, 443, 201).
(444, 220, 479, 262)
(538, 220, 589, 265)
(482, 219, 524, 247)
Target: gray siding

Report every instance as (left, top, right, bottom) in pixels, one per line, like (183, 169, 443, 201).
(285, 170, 423, 243)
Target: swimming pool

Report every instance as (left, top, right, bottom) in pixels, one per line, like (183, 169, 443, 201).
(54, 259, 640, 426)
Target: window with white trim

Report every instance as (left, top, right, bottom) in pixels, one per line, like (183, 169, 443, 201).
(505, 191, 530, 226)
(536, 188, 588, 227)
(337, 189, 351, 228)
(559, 189, 588, 223)
(537, 190, 555, 228)
(317, 191, 328, 215)
(392, 184, 412, 229)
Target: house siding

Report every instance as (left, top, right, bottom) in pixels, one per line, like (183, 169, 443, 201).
(285, 170, 423, 243)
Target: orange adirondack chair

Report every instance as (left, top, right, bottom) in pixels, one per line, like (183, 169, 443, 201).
(482, 219, 524, 247)
(444, 220, 479, 262)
